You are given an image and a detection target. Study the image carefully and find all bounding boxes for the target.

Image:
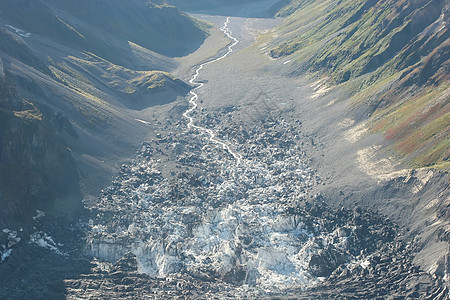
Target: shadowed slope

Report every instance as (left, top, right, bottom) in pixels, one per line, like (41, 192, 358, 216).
(0, 0, 208, 59)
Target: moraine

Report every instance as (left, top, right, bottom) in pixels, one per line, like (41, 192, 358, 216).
(78, 18, 443, 298)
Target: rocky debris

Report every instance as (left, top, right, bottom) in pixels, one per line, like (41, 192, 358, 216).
(1, 209, 69, 265)
(86, 116, 325, 288)
(72, 108, 443, 298)
(0, 227, 24, 263)
(279, 240, 448, 299)
(0, 84, 443, 298)
(0, 103, 443, 299)
(65, 254, 238, 300)
(0, 212, 91, 299)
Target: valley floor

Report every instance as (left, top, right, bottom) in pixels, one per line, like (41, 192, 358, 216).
(0, 10, 448, 300)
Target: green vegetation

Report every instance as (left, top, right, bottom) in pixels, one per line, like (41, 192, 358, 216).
(13, 108, 43, 121)
(67, 53, 182, 95)
(270, 0, 449, 169)
(372, 83, 449, 168)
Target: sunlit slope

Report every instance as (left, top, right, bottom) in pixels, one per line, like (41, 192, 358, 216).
(269, 0, 449, 169)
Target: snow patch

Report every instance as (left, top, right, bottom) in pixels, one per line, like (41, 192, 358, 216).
(5, 25, 31, 37)
(135, 118, 151, 125)
(30, 231, 64, 255)
(1, 249, 12, 263)
(32, 210, 45, 220)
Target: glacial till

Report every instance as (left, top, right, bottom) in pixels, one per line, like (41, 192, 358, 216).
(68, 18, 445, 298)
(74, 113, 443, 298)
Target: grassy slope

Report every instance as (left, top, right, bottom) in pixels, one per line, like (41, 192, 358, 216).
(269, 0, 449, 169)
(67, 53, 188, 95)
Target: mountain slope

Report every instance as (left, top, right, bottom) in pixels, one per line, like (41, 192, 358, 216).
(268, 0, 449, 169)
(0, 0, 207, 231)
(0, 0, 207, 59)
(0, 70, 82, 230)
(261, 0, 449, 285)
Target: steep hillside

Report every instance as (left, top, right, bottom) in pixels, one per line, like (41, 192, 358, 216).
(268, 0, 449, 169)
(0, 28, 50, 75)
(0, 0, 207, 60)
(0, 0, 207, 231)
(0, 73, 80, 228)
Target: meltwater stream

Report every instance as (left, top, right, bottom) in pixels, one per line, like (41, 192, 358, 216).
(183, 17, 242, 165)
(83, 18, 410, 296)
